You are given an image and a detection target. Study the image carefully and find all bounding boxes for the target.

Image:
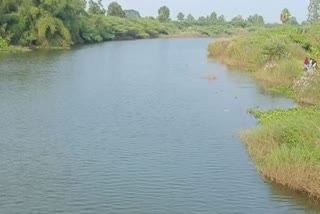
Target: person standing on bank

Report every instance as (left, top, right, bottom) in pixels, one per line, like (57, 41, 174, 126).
(304, 57, 309, 71)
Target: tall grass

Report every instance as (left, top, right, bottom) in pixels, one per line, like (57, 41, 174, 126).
(254, 59, 302, 86)
(294, 71, 320, 105)
(242, 107, 320, 200)
(209, 25, 320, 200)
(208, 25, 320, 104)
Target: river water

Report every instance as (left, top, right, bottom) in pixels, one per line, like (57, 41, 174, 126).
(0, 38, 319, 214)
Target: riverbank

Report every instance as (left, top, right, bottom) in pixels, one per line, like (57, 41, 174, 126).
(0, 46, 31, 53)
(0, 0, 263, 53)
(208, 25, 320, 201)
(0, 30, 247, 54)
(160, 31, 209, 38)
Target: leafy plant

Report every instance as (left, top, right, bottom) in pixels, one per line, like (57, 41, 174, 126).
(0, 36, 8, 49)
(261, 36, 290, 61)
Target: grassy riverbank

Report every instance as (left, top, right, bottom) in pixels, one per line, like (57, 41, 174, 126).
(0, 20, 257, 53)
(0, 46, 31, 53)
(208, 25, 320, 104)
(242, 107, 320, 200)
(208, 25, 320, 200)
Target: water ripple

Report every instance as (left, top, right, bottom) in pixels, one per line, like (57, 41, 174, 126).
(0, 39, 317, 214)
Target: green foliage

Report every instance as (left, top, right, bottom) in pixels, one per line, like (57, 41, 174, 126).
(280, 8, 291, 24)
(0, 0, 172, 48)
(288, 16, 299, 25)
(208, 24, 320, 104)
(198, 16, 206, 23)
(268, 85, 295, 98)
(177, 12, 185, 21)
(80, 17, 103, 43)
(35, 15, 72, 47)
(231, 15, 247, 28)
(79, 15, 168, 43)
(207, 7, 320, 199)
(243, 106, 320, 198)
(247, 107, 320, 148)
(124, 9, 141, 19)
(218, 15, 226, 24)
(186, 14, 195, 22)
(288, 30, 312, 51)
(209, 12, 218, 23)
(88, 0, 106, 15)
(0, 0, 272, 49)
(261, 36, 289, 61)
(247, 14, 265, 26)
(308, 0, 320, 23)
(0, 36, 8, 49)
(157, 6, 170, 22)
(107, 2, 125, 18)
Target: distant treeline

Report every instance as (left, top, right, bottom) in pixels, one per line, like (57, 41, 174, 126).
(0, 0, 302, 49)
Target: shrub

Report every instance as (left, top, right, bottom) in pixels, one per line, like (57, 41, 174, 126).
(0, 36, 8, 49)
(261, 36, 290, 61)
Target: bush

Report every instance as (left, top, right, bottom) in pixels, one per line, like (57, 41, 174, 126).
(0, 36, 8, 49)
(261, 36, 290, 61)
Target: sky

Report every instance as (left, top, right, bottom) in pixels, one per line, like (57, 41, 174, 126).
(102, 0, 309, 23)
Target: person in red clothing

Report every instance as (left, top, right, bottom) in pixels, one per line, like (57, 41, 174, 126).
(304, 57, 309, 71)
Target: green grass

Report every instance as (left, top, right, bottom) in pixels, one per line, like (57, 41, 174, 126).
(268, 86, 295, 98)
(243, 107, 320, 200)
(209, 25, 320, 201)
(0, 46, 31, 53)
(208, 25, 320, 104)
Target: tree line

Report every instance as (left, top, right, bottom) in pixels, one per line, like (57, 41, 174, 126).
(0, 0, 167, 48)
(0, 0, 319, 49)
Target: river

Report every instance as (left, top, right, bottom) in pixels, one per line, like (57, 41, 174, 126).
(0, 38, 319, 214)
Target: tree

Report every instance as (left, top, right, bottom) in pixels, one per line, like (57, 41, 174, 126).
(177, 12, 185, 21)
(12, 0, 87, 47)
(88, 0, 106, 15)
(186, 14, 195, 22)
(209, 12, 218, 23)
(198, 16, 206, 23)
(280, 8, 291, 24)
(308, 0, 320, 23)
(107, 2, 125, 18)
(0, 0, 173, 48)
(247, 14, 265, 25)
(0, 0, 21, 14)
(124, 9, 141, 18)
(288, 16, 299, 25)
(231, 15, 246, 27)
(146, 16, 155, 20)
(218, 15, 226, 23)
(157, 6, 170, 22)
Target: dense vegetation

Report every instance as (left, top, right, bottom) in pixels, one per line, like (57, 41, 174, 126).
(0, 0, 281, 50)
(0, 0, 169, 49)
(242, 107, 320, 200)
(209, 24, 320, 104)
(209, 0, 320, 200)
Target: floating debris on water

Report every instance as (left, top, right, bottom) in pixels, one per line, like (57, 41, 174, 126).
(205, 74, 217, 80)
